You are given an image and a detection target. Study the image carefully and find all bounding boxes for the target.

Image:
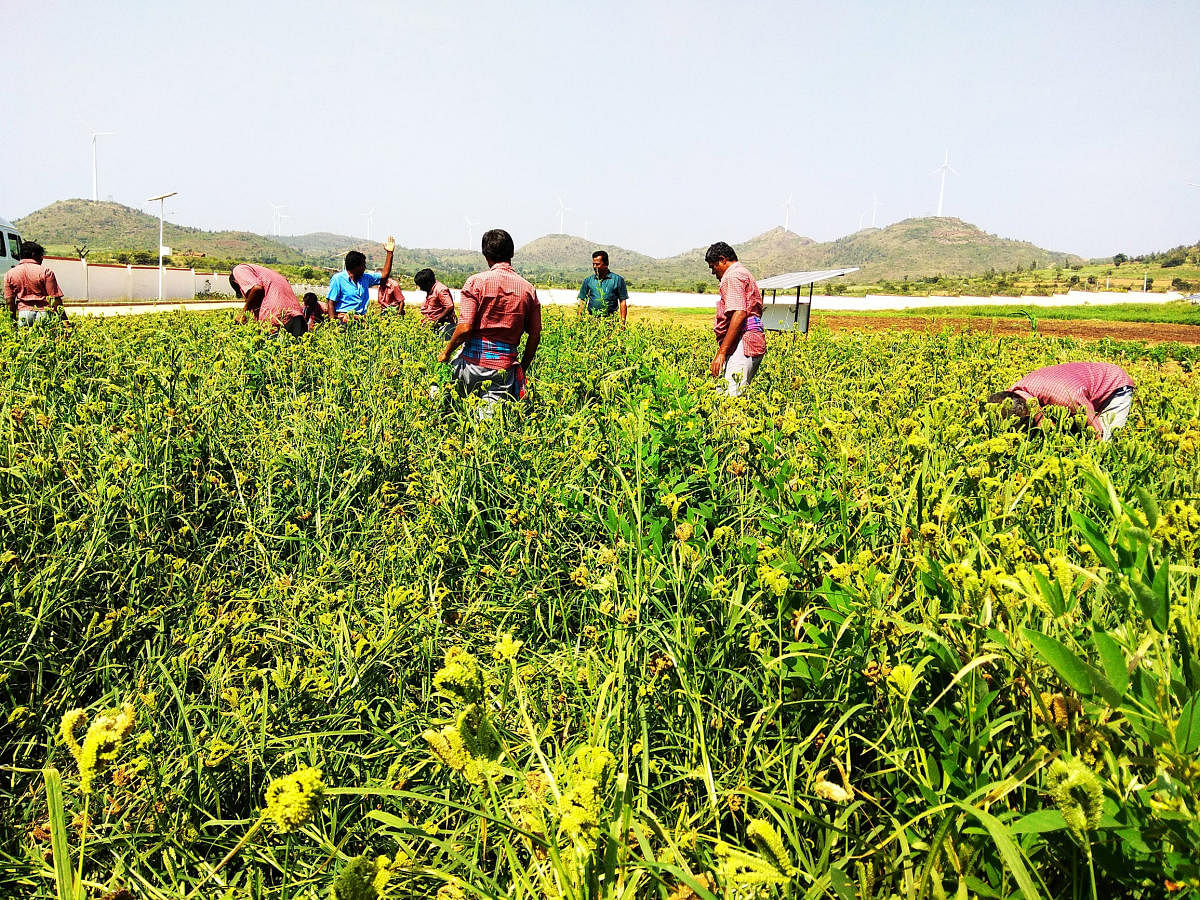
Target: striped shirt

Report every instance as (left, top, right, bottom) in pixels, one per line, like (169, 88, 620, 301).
(458, 263, 541, 369)
(4, 259, 63, 311)
(1011, 362, 1134, 435)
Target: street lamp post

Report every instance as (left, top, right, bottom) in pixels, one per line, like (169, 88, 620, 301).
(147, 192, 178, 302)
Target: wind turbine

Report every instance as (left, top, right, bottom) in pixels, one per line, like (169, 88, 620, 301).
(268, 202, 288, 236)
(871, 194, 883, 228)
(783, 195, 793, 232)
(464, 215, 479, 248)
(277, 213, 291, 236)
(584, 218, 590, 240)
(932, 150, 958, 217)
(362, 209, 375, 242)
(556, 195, 571, 234)
(90, 131, 115, 202)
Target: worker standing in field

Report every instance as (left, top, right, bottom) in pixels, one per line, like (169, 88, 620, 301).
(4, 241, 69, 327)
(987, 362, 1135, 441)
(577, 250, 628, 325)
(437, 229, 541, 416)
(415, 268, 457, 338)
(704, 241, 766, 396)
(229, 263, 307, 337)
(325, 236, 396, 321)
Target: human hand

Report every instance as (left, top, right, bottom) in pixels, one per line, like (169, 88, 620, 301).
(384, 236, 395, 252)
(710, 351, 725, 378)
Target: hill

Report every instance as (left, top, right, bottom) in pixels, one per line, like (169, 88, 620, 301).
(16, 200, 309, 266)
(14, 201, 1083, 290)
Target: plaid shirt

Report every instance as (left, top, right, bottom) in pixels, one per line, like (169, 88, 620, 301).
(420, 281, 456, 324)
(458, 263, 540, 369)
(1012, 362, 1134, 435)
(715, 261, 765, 355)
(4, 259, 63, 311)
(231, 264, 304, 328)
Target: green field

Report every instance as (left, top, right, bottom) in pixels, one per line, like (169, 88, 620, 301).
(2, 314, 1199, 898)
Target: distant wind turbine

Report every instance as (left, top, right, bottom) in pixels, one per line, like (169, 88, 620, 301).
(464, 215, 479, 248)
(362, 209, 375, 242)
(584, 218, 590, 240)
(556, 195, 572, 234)
(871, 194, 883, 228)
(277, 213, 291, 235)
(932, 150, 958, 217)
(783, 195, 793, 231)
(90, 131, 115, 202)
(268, 202, 288, 236)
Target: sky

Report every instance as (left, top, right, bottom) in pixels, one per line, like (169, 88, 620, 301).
(4, 0, 1199, 259)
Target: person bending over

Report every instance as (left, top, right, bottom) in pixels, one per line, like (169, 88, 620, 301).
(415, 268, 457, 339)
(229, 263, 307, 337)
(987, 361, 1134, 441)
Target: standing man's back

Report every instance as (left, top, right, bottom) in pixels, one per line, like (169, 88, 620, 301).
(4, 242, 68, 327)
(438, 229, 541, 415)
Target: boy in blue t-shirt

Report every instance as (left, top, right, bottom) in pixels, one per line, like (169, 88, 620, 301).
(325, 236, 396, 321)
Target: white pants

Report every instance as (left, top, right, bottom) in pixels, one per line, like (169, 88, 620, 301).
(723, 341, 763, 397)
(1096, 386, 1133, 441)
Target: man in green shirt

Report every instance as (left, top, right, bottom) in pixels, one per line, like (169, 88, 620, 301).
(577, 250, 628, 324)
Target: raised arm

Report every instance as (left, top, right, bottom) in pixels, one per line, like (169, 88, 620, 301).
(380, 236, 395, 283)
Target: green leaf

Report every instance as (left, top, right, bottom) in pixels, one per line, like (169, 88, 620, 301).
(1176, 692, 1200, 754)
(1151, 559, 1170, 632)
(42, 768, 76, 900)
(1023, 628, 1093, 696)
(955, 803, 1045, 899)
(1070, 511, 1119, 572)
(1133, 486, 1159, 529)
(1092, 632, 1128, 700)
(1010, 809, 1068, 835)
(1033, 567, 1065, 617)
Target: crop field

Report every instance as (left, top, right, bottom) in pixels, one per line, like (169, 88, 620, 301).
(2, 314, 1199, 899)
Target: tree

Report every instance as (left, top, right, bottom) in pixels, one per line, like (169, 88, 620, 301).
(1113, 253, 1128, 267)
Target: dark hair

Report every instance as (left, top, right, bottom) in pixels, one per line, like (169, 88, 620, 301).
(414, 268, 436, 291)
(302, 292, 319, 305)
(481, 229, 515, 263)
(592, 250, 609, 266)
(228, 273, 242, 298)
(345, 250, 366, 271)
(986, 390, 1030, 420)
(19, 240, 45, 260)
(704, 242, 737, 265)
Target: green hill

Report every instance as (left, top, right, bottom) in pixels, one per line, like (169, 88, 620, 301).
(14, 201, 1082, 290)
(16, 200, 309, 266)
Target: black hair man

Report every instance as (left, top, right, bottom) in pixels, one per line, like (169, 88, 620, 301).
(577, 249, 628, 325)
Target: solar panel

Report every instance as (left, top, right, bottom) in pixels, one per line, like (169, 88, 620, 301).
(756, 267, 859, 292)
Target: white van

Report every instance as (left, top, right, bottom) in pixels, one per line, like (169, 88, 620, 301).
(0, 216, 23, 279)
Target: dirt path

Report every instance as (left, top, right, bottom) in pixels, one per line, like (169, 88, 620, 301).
(816, 315, 1200, 344)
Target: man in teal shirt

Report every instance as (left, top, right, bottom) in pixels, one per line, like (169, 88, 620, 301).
(577, 250, 628, 324)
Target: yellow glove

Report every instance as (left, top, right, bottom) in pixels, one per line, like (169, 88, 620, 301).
(384, 236, 395, 252)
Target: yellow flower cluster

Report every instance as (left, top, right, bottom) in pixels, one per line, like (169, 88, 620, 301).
(557, 744, 615, 847)
(60, 703, 136, 794)
(263, 765, 325, 833)
(331, 853, 392, 900)
(1045, 756, 1104, 841)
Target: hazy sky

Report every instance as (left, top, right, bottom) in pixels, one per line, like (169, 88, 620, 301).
(5, 0, 1198, 258)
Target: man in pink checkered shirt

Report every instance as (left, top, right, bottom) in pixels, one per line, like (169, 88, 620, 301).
(987, 361, 1135, 441)
(437, 229, 541, 416)
(4, 241, 69, 327)
(705, 241, 766, 396)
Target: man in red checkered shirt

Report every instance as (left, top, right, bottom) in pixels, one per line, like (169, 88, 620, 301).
(987, 361, 1135, 441)
(437, 229, 541, 416)
(705, 241, 766, 396)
